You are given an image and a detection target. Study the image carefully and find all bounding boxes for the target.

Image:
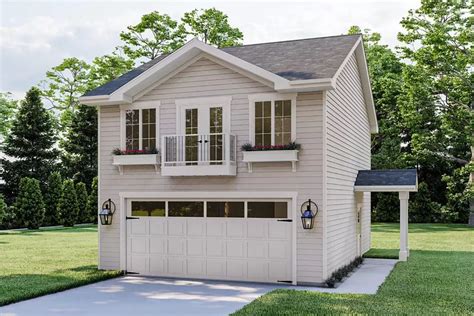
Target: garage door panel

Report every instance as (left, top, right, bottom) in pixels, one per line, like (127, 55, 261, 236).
(207, 259, 226, 277)
(206, 220, 225, 237)
(269, 221, 291, 239)
(227, 221, 245, 238)
(187, 239, 205, 256)
(130, 255, 147, 273)
(130, 220, 147, 235)
(187, 259, 205, 276)
(247, 241, 268, 258)
(226, 240, 245, 258)
(227, 260, 246, 278)
(149, 220, 166, 235)
(207, 239, 224, 257)
(130, 237, 148, 254)
(247, 221, 267, 238)
(168, 258, 185, 275)
(168, 238, 185, 255)
(269, 242, 289, 259)
(150, 239, 165, 254)
(168, 220, 185, 236)
(150, 256, 166, 274)
(247, 261, 269, 281)
(268, 261, 290, 281)
(187, 220, 205, 236)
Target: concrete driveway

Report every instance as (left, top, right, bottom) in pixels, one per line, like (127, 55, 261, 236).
(0, 259, 397, 316)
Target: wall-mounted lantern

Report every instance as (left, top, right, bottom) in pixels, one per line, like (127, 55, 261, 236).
(99, 199, 116, 225)
(300, 199, 318, 230)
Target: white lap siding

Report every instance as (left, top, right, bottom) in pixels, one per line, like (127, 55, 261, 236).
(325, 53, 371, 276)
(98, 57, 325, 283)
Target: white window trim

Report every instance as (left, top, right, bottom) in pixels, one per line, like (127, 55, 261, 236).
(175, 96, 232, 135)
(120, 101, 160, 150)
(248, 93, 297, 145)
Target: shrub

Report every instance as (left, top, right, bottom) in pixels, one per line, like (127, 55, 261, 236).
(241, 142, 300, 151)
(43, 172, 63, 226)
(87, 177, 98, 224)
(0, 194, 6, 224)
(58, 179, 79, 227)
(76, 182, 89, 223)
(324, 256, 364, 288)
(14, 177, 45, 229)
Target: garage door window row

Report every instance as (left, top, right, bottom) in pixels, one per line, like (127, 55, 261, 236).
(131, 201, 288, 218)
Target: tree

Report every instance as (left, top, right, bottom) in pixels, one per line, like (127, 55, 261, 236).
(43, 172, 62, 226)
(14, 178, 45, 229)
(119, 11, 186, 60)
(0, 92, 17, 138)
(87, 177, 98, 223)
(76, 182, 89, 223)
(58, 179, 79, 227)
(0, 194, 6, 225)
(181, 8, 243, 47)
(1, 87, 58, 202)
(398, 0, 473, 222)
(88, 51, 134, 87)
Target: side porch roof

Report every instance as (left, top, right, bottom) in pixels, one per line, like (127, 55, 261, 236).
(354, 169, 418, 192)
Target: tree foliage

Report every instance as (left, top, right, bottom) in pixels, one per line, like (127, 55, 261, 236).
(181, 8, 243, 47)
(87, 176, 98, 224)
(75, 182, 89, 223)
(43, 172, 62, 226)
(119, 11, 186, 60)
(0, 194, 5, 225)
(14, 178, 45, 229)
(0, 92, 17, 138)
(1, 87, 58, 202)
(58, 179, 79, 227)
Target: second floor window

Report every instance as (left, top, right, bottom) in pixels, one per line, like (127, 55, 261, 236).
(254, 99, 294, 146)
(122, 104, 158, 151)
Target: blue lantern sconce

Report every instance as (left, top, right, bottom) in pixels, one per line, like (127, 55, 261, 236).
(99, 199, 116, 225)
(300, 199, 318, 230)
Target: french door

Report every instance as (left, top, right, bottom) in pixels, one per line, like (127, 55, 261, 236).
(182, 105, 224, 165)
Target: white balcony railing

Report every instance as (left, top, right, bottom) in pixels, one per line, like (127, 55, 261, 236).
(161, 133, 237, 176)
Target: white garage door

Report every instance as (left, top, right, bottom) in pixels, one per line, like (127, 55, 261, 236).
(126, 200, 293, 284)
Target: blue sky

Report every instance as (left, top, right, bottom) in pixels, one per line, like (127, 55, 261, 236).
(0, 0, 419, 99)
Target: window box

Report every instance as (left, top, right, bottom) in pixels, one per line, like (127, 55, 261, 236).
(112, 154, 160, 175)
(242, 150, 299, 173)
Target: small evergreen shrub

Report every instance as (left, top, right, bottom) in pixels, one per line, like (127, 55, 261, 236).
(43, 172, 63, 226)
(325, 256, 364, 288)
(76, 182, 89, 223)
(58, 179, 79, 227)
(0, 194, 6, 225)
(87, 177, 98, 224)
(14, 178, 45, 229)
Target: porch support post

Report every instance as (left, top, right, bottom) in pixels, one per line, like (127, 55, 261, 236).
(399, 191, 409, 261)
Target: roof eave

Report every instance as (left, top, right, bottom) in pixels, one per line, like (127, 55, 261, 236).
(354, 185, 418, 192)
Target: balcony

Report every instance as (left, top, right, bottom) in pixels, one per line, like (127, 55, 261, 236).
(161, 134, 237, 176)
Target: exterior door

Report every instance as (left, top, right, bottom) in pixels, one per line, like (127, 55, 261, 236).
(182, 105, 224, 164)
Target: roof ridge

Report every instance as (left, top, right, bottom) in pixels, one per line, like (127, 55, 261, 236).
(221, 33, 361, 49)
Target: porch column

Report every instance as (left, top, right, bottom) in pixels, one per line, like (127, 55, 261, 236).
(399, 191, 409, 261)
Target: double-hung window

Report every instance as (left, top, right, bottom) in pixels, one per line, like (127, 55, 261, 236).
(250, 94, 296, 146)
(120, 102, 159, 151)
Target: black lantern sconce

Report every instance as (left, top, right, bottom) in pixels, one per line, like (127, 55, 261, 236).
(300, 199, 318, 230)
(99, 199, 116, 225)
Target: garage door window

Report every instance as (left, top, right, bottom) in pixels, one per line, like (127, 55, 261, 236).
(131, 201, 165, 216)
(248, 202, 287, 218)
(207, 202, 244, 217)
(169, 201, 204, 217)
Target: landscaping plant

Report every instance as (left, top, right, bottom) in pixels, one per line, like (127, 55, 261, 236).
(43, 172, 63, 226)
(14, 178, 45, 229)
(87, 177, 98, 223)
(58, 179, 79, 227)
(75, 182, 89, 223)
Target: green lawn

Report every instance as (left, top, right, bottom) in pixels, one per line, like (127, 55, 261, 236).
(0, 225, 120, 306)
(233, 223, 474, 315)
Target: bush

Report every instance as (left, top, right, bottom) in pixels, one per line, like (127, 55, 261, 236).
(325, 256, 364, 288)
(43, 172, 63, 226)
(14, 178, 45, 229)
(0, 194, 6, 225)
(76, 182, 89, 223)
(87, 177, 98, 224)
(58, 179, 79, 227)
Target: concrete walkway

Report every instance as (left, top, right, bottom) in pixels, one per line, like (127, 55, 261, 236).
(0, 259, 397, 316)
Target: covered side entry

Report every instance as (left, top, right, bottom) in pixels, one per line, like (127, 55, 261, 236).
(354, 169, 418, 261)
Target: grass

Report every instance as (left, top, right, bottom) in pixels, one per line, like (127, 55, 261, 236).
(0, 225, 121, 306)
(233, 223, 474, 315)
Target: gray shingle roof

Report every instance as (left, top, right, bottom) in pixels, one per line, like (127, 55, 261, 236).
(355, 169, 418, 187)
(83, 34, 360, 97)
